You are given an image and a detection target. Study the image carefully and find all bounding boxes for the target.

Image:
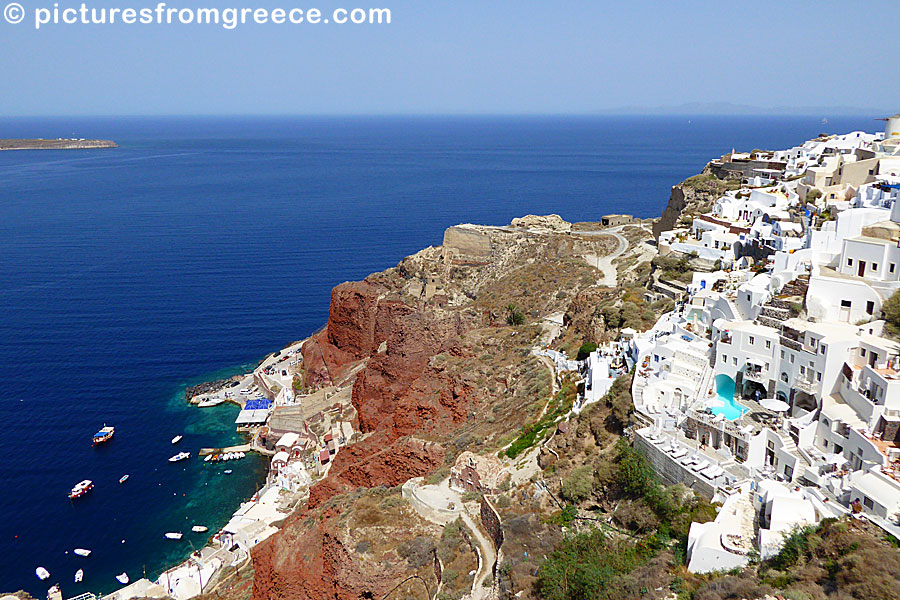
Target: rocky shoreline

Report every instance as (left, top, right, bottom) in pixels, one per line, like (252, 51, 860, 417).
(185, 376, 240, 401)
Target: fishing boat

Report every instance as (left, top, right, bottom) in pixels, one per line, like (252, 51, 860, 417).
(116, 572, 129, 585)
(93, 425, 115, 445)
(192, 525, 208, 533)
(35, 566, 50, 580)
(168, 451, 190, 463)
(69, 479, 94, 500)
(119, 474, 129, 484)
(73, 548, 91, 557)
(171, 435, 183, 444)
(165, 532, 183, 540)
(75, 569, 84, 583)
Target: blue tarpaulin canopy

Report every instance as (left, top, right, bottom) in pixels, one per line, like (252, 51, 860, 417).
(244, 399, 271, 410)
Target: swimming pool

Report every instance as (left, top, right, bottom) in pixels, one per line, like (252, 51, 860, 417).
(711, 374, 748, 421)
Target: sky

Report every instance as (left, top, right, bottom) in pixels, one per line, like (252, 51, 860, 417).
(1, 0, 899, 115)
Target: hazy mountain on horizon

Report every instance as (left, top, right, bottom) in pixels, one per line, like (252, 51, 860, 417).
(604, 101, 895, 117)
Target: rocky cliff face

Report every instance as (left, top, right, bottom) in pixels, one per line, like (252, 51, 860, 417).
(252, 488, 442, 600)
(652, 165, 726, 240)
(251, 217, 621, 600)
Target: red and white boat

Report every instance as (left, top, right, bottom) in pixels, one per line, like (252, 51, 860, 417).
(69, 479, 94, 500)
(93, 425, 115, 445)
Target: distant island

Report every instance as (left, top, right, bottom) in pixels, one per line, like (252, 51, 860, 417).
(0, 138, 117, 151)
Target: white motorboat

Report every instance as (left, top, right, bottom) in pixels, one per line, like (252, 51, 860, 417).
(171, 435, 183, 444)
(204, 454, 212, 462)
(116, 572, 129, 585)
(165, 532, 183, 540)
(119, 474, 129, 484)
(192, 525, 208, 533)
(69, 479, 94, 500)
(197, 397, 225, 407)
(223, 469, 232, 474)
(168, 451, 190, 463)
(35, 567, 50, 580)
(73, 548, 92, 557)
(75, 568, 84, 583)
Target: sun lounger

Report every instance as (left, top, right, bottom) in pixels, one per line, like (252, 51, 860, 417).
(691, 460, 710, 472)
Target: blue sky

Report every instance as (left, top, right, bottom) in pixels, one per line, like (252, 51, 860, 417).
(1, 0, 899, 115)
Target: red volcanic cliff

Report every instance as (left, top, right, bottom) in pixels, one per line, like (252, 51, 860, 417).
(253, 276, 481, 600)
(300, 280, 415, 388)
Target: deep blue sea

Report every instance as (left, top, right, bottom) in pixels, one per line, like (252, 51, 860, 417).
(0, 115, 875, 595)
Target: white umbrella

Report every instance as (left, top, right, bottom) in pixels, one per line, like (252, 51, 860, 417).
(761, 398, 790, 412)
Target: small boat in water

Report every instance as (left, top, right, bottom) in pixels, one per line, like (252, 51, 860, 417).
(75, 568, 84, 583)
(223, 469, 232, 474)
(204, 454, 212, 462)
(35, 566, 50, 580)
(119, 474, 129, 484)
(73, 548, 91, 557)
(116, 572, 129, 585)
(69, 479, 94, 500)
(165, 532, 183, 540)
(192, 525, 208, 533)
(171, 435, 183, 444)
(197, 397, 225, 408)
(93, 425, 115, 445)
(169, 451, 190, 463)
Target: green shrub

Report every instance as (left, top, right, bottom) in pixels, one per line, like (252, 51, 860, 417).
(561, 466, 594, 503)
(576, 342, 597, 361)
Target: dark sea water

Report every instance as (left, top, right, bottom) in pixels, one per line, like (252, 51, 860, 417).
(0, 115, 875, 595)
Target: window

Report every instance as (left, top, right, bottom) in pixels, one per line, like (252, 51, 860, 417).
(722, 354, 727, 363)
(800, 366, 806, 375)
(817, 371, 822, 382)
(820, 344, 826, 355)
(861, 348, 867, 357)
(848, 258, 853, 266)
(790, 354, 795, 364)
(822, 418, 830, 427)
(765, 362, 770, 371)
(781, 372, 789, 383)
(749, 336, 755, 345)
(872, 263, 879, 271)
(891, 263, 896, 274)
(841, 300, 851, 308)
(766, 340, 772, 349)
(864, 497, 874, 509)
(867, 301, 874, 315)
(733, 357, 738, 366)
(780, 350, 785, 359)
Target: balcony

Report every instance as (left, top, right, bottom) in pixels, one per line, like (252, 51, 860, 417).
(744, 367, 767, 384)
(794, 376, 819, 395)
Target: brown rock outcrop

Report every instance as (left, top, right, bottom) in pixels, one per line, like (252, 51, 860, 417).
(252, 489, 440, 600)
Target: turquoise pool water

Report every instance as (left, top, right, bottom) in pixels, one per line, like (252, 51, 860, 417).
(711, 374, 748, 421)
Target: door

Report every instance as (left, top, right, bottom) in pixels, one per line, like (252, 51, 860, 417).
(858, 260, 866, 277)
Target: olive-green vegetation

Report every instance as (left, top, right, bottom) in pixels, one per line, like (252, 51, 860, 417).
(503, 375, 577, 459)
(576, 342, 597, 361)
(882, 289, 900, 338)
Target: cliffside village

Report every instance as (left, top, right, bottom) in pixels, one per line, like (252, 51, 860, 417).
(607, 114, 900, 573)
